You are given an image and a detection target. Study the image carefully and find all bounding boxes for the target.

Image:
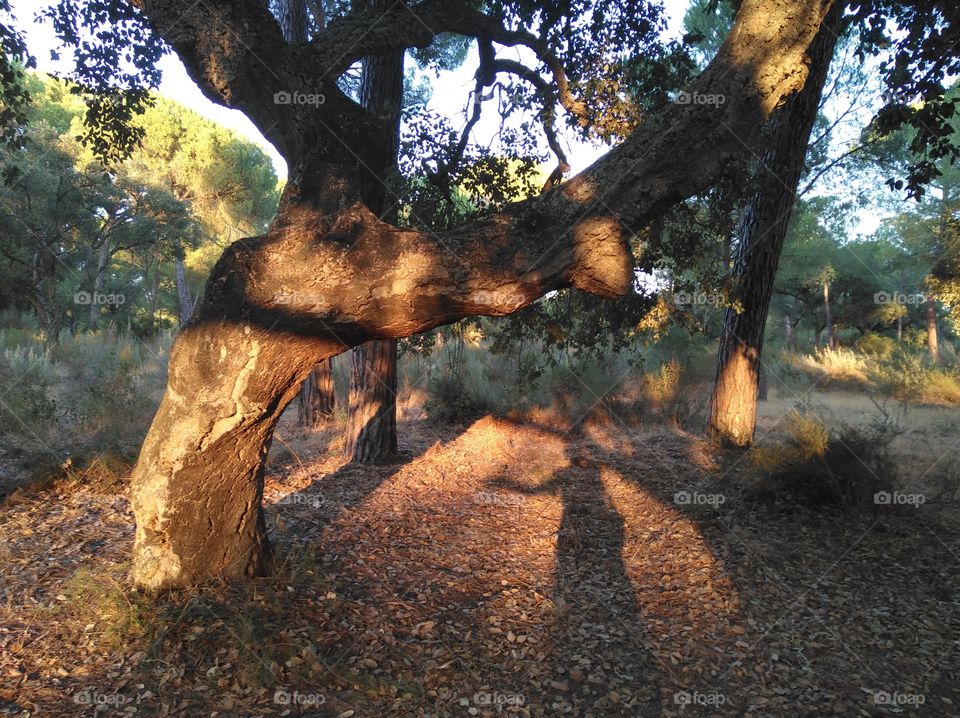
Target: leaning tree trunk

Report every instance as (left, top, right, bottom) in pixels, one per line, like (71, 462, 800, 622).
(346, 35, 405, 462)
(129, 0, 843, 590)
(707, 3, 841, 447)
(173, 241, 193, 326)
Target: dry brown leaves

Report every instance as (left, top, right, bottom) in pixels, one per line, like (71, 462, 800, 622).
(1, 414, 958, 717)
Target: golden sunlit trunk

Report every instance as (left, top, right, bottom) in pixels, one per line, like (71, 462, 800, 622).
(707, 0, 841, 447)
(346, 338, 399, 462)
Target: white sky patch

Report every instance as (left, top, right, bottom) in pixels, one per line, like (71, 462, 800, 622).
(11, 0, 691, 182)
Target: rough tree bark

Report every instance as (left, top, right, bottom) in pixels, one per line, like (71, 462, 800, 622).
(346, 337, 398, 460)
(276, 0, 339, 425)
(173, 241, 193, 326)
(128, 0, 843, 590)
(297, 359, 336, 424)
(346, 33, 405, 463)
(707, 2, 842, 446)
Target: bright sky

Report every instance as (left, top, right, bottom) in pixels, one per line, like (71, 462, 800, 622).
(9, 0, 692, 181)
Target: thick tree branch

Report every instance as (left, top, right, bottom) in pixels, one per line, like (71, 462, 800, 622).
(197, 0, 843, 347)
(308, 1, 591, 121)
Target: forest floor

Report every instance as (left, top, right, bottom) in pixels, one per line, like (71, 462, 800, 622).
(1, 390, 959, 717)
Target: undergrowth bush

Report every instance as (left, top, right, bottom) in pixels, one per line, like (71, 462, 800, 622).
(0, 330, 171, 487)
(875, 352, 960, 406)
(855, 332, 898, 360)
(748, 409, 897, 513)
(789, 348, 874, 388)
(418, 323, 708, 427)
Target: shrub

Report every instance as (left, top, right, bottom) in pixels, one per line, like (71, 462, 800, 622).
(920, 368, 960, 405)
(0, 346, 59, 437)
(0, 331, 170, 490)
(643, 360, 682, 406)
(748, 409, 896, 513)
(875, 353, 960, 406)
(789, 348, 874, 388)
(855, 332, 898, 360)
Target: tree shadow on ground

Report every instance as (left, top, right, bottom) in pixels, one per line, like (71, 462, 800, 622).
(493, 411, 960, 717)
(494, 460, 664, 716)
(5, 412, 960, 717)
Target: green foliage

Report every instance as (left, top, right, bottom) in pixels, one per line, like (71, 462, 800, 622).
(0, 344, 58, 434)
(42, 0, 165, 164)
(854, 2, 960, 196)
(855, 332, 898, 360)
(482, 0, 667, 142)
(0, 1, 35, 179)
(0, 73, 279, 340)
(397, 108, 547, 231)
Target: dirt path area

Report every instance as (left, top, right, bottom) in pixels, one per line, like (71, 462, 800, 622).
(1, 410, 958, 716)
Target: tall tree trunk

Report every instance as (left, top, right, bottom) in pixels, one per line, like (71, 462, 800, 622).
(823, 281, 835, 349)
(276, 0, 308, 42)
(346, 338, 398, 460)
(927, 295, 940, 362)
(150, 257, 163, 334)
(707, 4, 841, 447)
(346, 31, 405, 463)
(90, 238, 111, 327)
(298, 359, 336, 425)
(173, 241, 193, 326)
(896, 313, 903, 342)
(298, 359, 336, 426)
(783, 312, 796, 351)
(35, 248, 61, 345)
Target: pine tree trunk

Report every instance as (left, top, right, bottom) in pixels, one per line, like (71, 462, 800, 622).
(174, 243, 193, 326)
(823, 281, 835, 349)
(707, 3, 841, 447)
(783, 313, 796, 351)
(346, 33, 404, 462)
(90, 239, 111, 327)
(927, 295, 940, 362)
(345, 338, 398, 462)
(297, 359, 336, 426)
